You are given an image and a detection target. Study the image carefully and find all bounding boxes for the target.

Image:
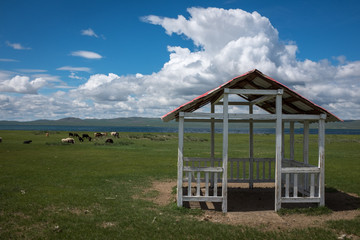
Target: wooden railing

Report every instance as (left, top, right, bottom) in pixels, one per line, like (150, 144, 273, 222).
(281, 162, 320, 203)
(182, 157, 276, 202)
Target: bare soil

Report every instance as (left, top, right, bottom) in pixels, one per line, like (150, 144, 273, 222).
(143, 180, 360, 231)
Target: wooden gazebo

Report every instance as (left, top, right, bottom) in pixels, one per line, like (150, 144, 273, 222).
(161, 69, 341, 212)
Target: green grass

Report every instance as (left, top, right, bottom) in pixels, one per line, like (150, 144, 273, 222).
(0, 130, 359, 239)
(278, 206, 332, 216)
(327, 215, 360, 236)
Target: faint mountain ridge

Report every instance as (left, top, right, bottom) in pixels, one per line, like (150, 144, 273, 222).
(0, 117, 359, 129)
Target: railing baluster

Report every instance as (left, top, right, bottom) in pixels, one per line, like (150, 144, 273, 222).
(310, 174, 315, 197)
(294, 173, 298, 198)
(205, 172, 209, 197)
(196, 172, 201, 196)
(188, 172, 192, 196)
(285, 173, 290, 198)
(230, 161, 233, 180)
(214, 173, 218, 196)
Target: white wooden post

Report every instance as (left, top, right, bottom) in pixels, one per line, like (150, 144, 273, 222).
(222, 90, 229, 213)
(210, 104, 215, 187)
(249, 103, 254, 189)
(290, 122, 295, 161)
(177, 113, 185, 207)
(275, 89, 283, 211)
(282, 121, 285, 161)
(318, 114, 326, 206)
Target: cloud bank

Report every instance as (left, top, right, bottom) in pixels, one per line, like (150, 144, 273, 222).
(1, 7, 360, 120)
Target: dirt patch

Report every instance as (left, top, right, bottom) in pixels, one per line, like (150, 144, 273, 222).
(143, 180, 360, 231)
(140, 179, 176, 206)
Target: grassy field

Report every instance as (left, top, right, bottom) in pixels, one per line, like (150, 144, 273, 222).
(0, 130, 359, 239)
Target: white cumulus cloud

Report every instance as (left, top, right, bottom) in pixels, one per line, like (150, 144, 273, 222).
(0, 75, 46, 94)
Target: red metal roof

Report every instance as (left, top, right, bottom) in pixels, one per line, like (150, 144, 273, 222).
(161, 69, 341, 122)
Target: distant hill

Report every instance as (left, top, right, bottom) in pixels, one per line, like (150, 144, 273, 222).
(0, 117, 359, 129)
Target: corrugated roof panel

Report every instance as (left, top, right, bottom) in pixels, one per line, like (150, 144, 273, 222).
(253, 76, 272, 88)
(292, 101, 314, 111)
(282, 104, 298, 114)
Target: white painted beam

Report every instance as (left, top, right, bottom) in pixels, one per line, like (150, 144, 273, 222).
(225, 88, 283, 95)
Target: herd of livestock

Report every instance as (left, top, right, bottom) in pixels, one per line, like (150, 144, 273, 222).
(0, 132, 120, 144)
(61, 132, 120, 144)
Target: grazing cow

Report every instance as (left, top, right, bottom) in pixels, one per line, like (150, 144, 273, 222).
(74, 133, 79, 138)
(23, 140, 32, 144)
(69, 133, 74, 137)
(78, 137, 84, 142)
(105, 138, 114, 144)
(0, 137, 2, 143)
(111, 132, 119, 138)
(88, 137, 92, 142)
(61, 138, 75, 144)
(82, 133, 90, 139)
(46, 132, 49, 137)
(94, 132, 107, 137)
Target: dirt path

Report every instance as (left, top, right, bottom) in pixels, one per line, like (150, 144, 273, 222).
(143, 179, 360, 231)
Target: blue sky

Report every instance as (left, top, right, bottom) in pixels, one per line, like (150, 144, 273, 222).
(1, 0, 360, 120)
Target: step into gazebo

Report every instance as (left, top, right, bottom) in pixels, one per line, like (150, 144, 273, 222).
(161, 69, 341, 212)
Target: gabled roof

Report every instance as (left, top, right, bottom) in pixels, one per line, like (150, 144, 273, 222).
(161, 69, 341, 122)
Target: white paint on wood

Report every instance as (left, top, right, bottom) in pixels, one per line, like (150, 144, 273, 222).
(229, 113, 277, 120)
(216, 102, 250, 106)
(310, 174, 315, 198)
(196, 172, 201, 196)
(183, 112, 223, 119)
(188, 172, 192, 197)
(249, 103, 254, 189)
(211, 104, 215, 159)
(294, 173, 298, 198)
(281, 167, 320, 173)
(282, 122, 285, 161)
(214, 173, 218, 196)
(281, 197, 321, 203)
(221, 92, 229, 212)
(282, 114, 321, 120)
(205, 172, 209, 197)
(318, 114, 326, 206)
(226, 89, 282, 95)
(285, 173, 290, 198)
(275, 92, 283, 211)
(182, 196, 223, 202)
(183, 166, 223, 172)
(177, 114, 184, 207)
